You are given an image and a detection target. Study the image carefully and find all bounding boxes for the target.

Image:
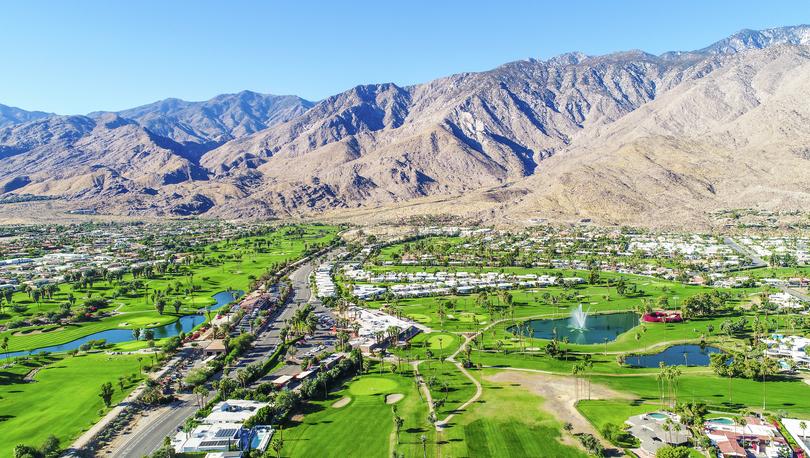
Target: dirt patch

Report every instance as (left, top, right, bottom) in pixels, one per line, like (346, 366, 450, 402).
(485, 369, 630, 450)
(385, 393, 404, 404)
(332, 397, 351, 408)
(291, 414, 304, 422)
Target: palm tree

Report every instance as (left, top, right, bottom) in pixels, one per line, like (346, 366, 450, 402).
(271, 437, 284, 458)
(1, 336, 8, 360)
(656, 363, 667, 409)
(738, 416, 748, 449)
(420, 434, 427, 458)
(393, 414, 404, 444)
(571, 363, 583, 401)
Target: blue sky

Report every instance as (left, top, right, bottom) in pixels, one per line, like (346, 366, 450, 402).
(1, 0, 808, 114)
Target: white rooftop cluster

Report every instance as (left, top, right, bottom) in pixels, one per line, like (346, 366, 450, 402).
(314, 262, 336, 298)
(344, 305, 421, 349)
(172, 399, 272, 454)
(739, 235, 810, 262)
(344, 266, 566, 299)
(627, 234, 733, 259)
(763, 335, 810, 368)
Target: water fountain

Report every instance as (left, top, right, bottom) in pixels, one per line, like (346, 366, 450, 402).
(569, 304, 590, 331)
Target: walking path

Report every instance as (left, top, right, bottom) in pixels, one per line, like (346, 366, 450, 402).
(436, 334, 482, 430)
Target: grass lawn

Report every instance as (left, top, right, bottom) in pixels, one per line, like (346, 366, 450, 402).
(437, 369, 587, 457)
(392, 332, 461, 362)
(592, 373, 810, 417)
(420, 361, 477, 417)
(577, 399, 659, 432)
(281, 365, 434, 458)
(0, 352, 143, 454)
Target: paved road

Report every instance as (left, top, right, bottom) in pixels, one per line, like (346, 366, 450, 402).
(235, 262, 316, 369)
(778, 285, 810, 303)
(108, 252, 336, 456)
(112, 394, 200, 458)
(724, 236, 768, 270)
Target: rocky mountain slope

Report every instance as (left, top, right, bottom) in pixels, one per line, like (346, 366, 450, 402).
(91, 91, 313, 157)
(0, 104, 51, 128)
(2, 25, 810, 226)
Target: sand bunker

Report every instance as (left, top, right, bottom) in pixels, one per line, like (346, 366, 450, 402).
(332, 396, 351, 408)
(385, 393, 404, 404)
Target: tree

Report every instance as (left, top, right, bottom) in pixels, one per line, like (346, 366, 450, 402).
(801, 420, 807, 441)
(656, 445, 691, 458)
(172, 300, 182, 314)
(155, 297, 166, 315)
(13, 444, 38, 458)
(393, 413, 404, 444)
(563, 422, 574, 435)
(271, 437, 284, 458)
(39, 434, 60, 457)
(99, 382, 114, 407)
(420, 434, 428, 458)
(193, 385, 208, 408)
(1, 336, 8, 360)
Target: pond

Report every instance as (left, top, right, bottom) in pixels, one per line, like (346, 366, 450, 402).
(627, 344, 723, 368)
(1, 289, 243, 360)
(510, 312, 639, 345)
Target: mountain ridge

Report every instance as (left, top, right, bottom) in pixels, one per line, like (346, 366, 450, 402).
(3, 25, 810, 227)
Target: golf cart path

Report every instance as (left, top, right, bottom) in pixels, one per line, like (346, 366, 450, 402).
(436, 334, 483, 430)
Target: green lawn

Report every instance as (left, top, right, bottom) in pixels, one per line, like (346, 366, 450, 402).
(0, 353, 143, 454)
(592, 373, 810, 417)
(281, 365, 435, 458)
(437, 368, 587, 457)
(420, 361, 477, 417)
(577, 399, 658, 432)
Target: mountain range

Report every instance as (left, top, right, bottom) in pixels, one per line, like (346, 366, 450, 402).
(2, 25, 810, 226)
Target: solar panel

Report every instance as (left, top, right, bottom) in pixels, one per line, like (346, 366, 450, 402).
(199, 440, 231, 447)
(215, 428, 238, 437)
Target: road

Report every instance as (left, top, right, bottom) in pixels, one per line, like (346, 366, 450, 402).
(235, 260, 318, 368)
(108, 254, 333, 457)
(110, 394, 200, 458)
(723, 236, 768, 269)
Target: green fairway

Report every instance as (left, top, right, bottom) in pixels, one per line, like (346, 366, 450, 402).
(0, 353, 143, 454)
(592, 373, 810, 416)
(282, 366, 435, 458)
(421, 361, 477, 417)
(348, 376, 399, 395)
(577, 399, 659, 432)
(437, 369, 586, 457)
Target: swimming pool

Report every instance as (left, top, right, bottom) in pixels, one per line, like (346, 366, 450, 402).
(648, 412, 669, 420)
(710, 417, 735, 425)
(248, 426, 273, 452)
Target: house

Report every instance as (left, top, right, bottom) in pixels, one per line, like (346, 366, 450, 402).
(271, 375, 294, 388)
(172, 399, 274, 454)
(704, 416, 790, 458)
(204, 339, 227, 357)
(625, 412, 691, 456)
(206, 400, 269, 424)
(173, 422, 244, 453)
